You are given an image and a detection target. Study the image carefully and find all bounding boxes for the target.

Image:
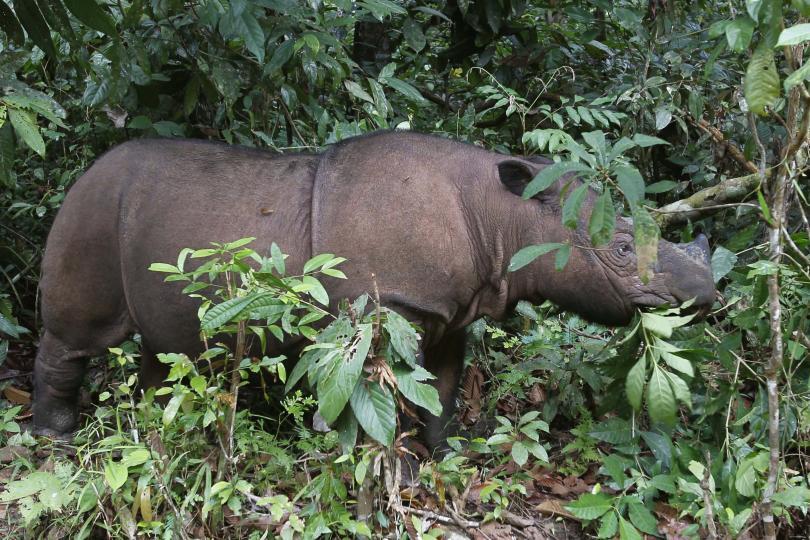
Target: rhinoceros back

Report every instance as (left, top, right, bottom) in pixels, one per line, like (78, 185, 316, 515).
(41, 138, 318, 356)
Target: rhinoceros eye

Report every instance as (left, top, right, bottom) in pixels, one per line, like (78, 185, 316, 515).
(617, 242, 633, 256)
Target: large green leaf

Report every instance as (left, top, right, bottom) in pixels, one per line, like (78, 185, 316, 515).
(625, 355, 646, 411)
(13, 0, 57, 57)
(588, 188, 616, 246)
(744, 44, 780, 116)
(63, 0, 117, 35)
(508, 243, 565, 272)
(349, 380, 396, 445)
(565, 493, 613, 520)
(522, 161, 592, 199)
(317, 323, 372, 424)
(392, 365, 441, 416)
(265, 39, 295, 75)
(383, 310, 418, 366)
(0, 124, 15, 189)
(614, 165, 645, 204)
(725, 16, 754, 52)
(646, 366, 677, 425)
(200, 292, 281, 331)
(382, 77, 426, 103)
(631, 204, 659, 284)
(776, 23, 810, 46)
(562, 184, 589, 229)
(8, 109, 45, 157)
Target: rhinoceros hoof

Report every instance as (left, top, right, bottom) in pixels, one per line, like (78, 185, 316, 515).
(29, 423, 75, 442)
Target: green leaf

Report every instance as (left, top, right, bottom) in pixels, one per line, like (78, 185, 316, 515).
(63, 0, 117, 35)
(589, 417, 635, 444)
(647, 366, 677, 425)
(777, 23, 810, 46)
(645, 180, 678, 194)
(190, 375, 207, 396)
(614, 165, 645, 204)
(270, 242, 285, 274)
(745, 43, 780, 116)
(627, 502, 658, 535)
(508, 243, 565, 272)
(393, 365, 441, 416)
(735, 457, 757, 497)
(522, 162, 592, 199)
(597, 512, 618, 538)
(265, 39, 294, 75)
(582, 130, 606, 158)
(725, 16, 755, 52)
(607, 137, 638, 161)
(664, 371, 692, 407)
(0, 123, 15, 189)
(784, 60, 810, 92)
(200, 292, 279, 331)
(562, 184, 589, 229)
(303, 253, 336, 274)
(382, 77, 426, 103)
(631, 134, 670, 147)
(162, 393, 186, 426)
(148, 262, 180, 273)
(618, 515, 643, 540)
(104, 460, 128, 491)
(626, 355, 646, 411)
(300, 275, 328, 305)
(8, 109, 45, 157)
(555, 243, 572, 271)
(565, 493, 613, 520)
(588, 188, 616, 247)
(661, 351, 694, 377)
(772, 486, 810, 508)
(344, 80, 374, 103)
(13, 0, 57, 57)
(317, 323, 372, 424)
(511, 441, 529, 466)
(349, 380, 396, 445)
(746, 0, 763, 21)
(654, 107, 672, 130)
(650, 474, 677, 493)
(0, 312, 21, 338)
(641, 313, 674, 338)
(242, 12, 265, 62)
(631, 204, 659, 284)
(402, 18, 425, 52)
(384, 310, 418, 365)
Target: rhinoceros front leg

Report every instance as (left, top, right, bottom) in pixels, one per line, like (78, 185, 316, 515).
(32, 332, 89, 438)
(420, 329, 466, 452)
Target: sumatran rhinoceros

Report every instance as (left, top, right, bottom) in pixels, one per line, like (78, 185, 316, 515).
(33, 131, 715, 446)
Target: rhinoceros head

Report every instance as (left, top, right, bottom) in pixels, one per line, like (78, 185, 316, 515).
(497, 158, 716, 326)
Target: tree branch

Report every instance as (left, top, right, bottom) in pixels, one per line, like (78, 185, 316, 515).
(654, 171, 768, 228)
(689, 116, 759, 175)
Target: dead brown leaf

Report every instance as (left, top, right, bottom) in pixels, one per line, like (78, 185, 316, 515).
(3, 386, 30, 405)
(459, 365, 484, 426)
(534, 498, 578, 521)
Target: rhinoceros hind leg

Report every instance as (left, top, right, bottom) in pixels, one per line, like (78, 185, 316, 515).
(32, 332, 90, 437)
(420, 330, 466, 453)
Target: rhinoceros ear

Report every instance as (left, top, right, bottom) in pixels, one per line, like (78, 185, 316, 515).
(497, 159, 541, 197)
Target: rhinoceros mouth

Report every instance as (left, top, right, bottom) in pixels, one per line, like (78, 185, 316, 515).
(628, 291, 679, 309)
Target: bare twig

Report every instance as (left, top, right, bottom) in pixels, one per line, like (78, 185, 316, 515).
(700, 451, 718, 540)
(392, 503, 480, 529)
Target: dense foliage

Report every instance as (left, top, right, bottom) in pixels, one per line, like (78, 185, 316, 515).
(1, 0, 809, 538)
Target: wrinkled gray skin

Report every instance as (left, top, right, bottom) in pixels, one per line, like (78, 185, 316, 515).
(33, 131, 715, 447)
